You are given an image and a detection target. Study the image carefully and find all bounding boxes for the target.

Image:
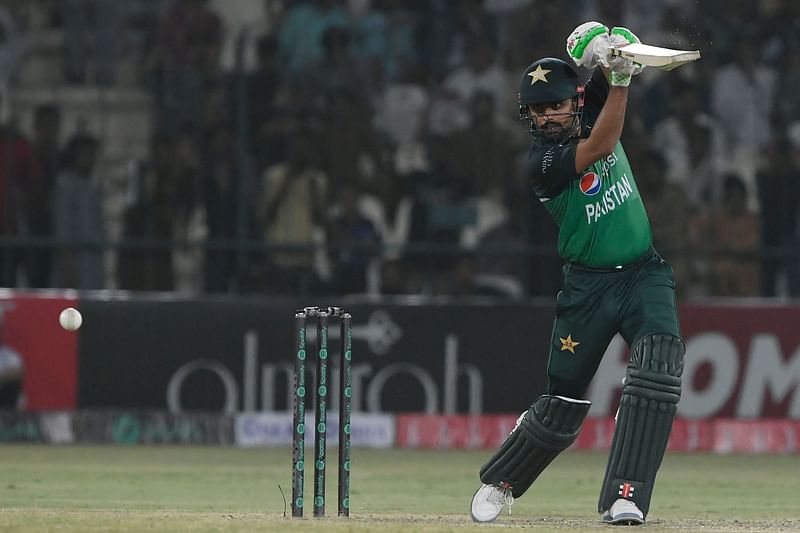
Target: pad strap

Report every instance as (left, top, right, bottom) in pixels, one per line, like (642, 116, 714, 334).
(480, 395, 591, 498)
(598, 334, 685, 517)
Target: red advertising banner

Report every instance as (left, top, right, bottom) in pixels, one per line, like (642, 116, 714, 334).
(395, 415, 800, 453)
(586, 303, 800, 419)
(679, 304, 800, 419)
(2, 292, 79, 410)
(395, 414, 518, 449)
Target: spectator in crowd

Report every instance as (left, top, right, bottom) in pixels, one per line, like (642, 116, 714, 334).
(277, 0, 348, 75)
(695, 173, 761, 297)
(758, 0, 800, 67)
(0, 2, 26, 87)
(710, 35, 777, 188)
(256, 127, 328, 294)
(118, 132, 197, 292)
(684, 118, 720, 206)
(637, 150, 692, 296)
(52, 132, 105, 290)
(210, 0, 282, 73)
(482, 0, 532, 59)
(351, 0, 422, 86)
(197, 77, 230, 138)
(411, 135, 472, 233)
(640, 2, 697, 51)
(380, 256, 424, 295)
(450, 90, 518, 198)
(429, 39, 509, 139)
(471, 192, 529, 299)
(318, 89, 382, 196)
(299, 26, 370, 112)
(0, 308, 23, 409)
(502, 0, 569, 74)
(201, 123, 252, 293)
(163, 127, 205, 293)
(440, 252, 499, 297)
(651, 78, 722, 207)
(701, 0, 762, 65)
(772, 48, 800, 131)
(404, 135, 475, 292)
(439, 0, 496, 70)
(372, 60, 430, 176)
(327, 182, 381, 294)
(149, 0, 224, 133)
(243, 34, 287, 172)
(26, 104, 62, 288)
(524, 196, 561, 297)
(756, 135, 800, 297)
(193, 73, 247, 298)
(439, 40, 509, 131)
(5, 0, 798, 300)
(59, 0, 125, 86)
(0, 110, 35, 287)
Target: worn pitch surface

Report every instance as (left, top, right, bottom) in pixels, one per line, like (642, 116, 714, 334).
(0, 445, 798, 532)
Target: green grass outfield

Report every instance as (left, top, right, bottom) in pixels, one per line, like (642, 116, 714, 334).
(0, 445, 798, 532)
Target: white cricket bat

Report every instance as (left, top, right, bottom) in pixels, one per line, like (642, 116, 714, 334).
(609, 42, 701, 71)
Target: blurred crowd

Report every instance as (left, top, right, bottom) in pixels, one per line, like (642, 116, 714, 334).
(0, 0, 799, 300)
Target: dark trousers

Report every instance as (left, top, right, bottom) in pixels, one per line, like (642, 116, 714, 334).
(545, 249, 681, 398)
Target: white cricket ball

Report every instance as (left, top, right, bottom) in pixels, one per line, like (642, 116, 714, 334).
(59, 307, 83, 331)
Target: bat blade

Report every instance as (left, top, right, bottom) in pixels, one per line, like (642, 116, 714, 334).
(610, 42, 701, 70)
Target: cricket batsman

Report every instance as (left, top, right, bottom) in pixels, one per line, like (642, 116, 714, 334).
(469, 22, 684, 525)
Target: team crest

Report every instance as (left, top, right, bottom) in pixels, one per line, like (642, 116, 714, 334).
(527, 65, 551, 84)
(579, 172, 602, 196)
(559, 334, 580, 353)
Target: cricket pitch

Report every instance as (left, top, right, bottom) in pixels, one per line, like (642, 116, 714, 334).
(0, 445, 797, 532)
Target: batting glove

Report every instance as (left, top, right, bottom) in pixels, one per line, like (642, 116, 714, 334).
(566, 21, 611, 69)
(608, 26, 645, 76)
(609, 58, 636, 87)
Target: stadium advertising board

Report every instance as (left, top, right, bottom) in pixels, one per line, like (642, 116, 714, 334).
(4, 293, 800, 419)
(587, 304, 800, 419)
(235, 412, 394, 448)
(393, 415, 800, 453)
(1, 292, 78, 410)
(76, 299, 553, 414)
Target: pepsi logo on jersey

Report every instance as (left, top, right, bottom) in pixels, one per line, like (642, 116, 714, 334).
(579, 172, 602, 196)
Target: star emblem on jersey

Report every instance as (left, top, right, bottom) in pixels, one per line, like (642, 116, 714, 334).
(528, 65, 551, 84)
(560, 334, 580, 353)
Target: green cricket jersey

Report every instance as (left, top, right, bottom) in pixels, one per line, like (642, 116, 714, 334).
(526, 70, 652, 268)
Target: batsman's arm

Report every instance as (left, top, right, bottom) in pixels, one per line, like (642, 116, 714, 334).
(574, 67, 627, 172)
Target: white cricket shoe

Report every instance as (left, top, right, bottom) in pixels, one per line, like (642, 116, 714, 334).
(602, 498, 644, 525)
(470, 483, 513, 522)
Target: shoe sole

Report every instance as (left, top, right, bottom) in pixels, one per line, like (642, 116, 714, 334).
(470, 512, 498, 523)
(603, 513, 644, 526)
(469, 486, 501, 523)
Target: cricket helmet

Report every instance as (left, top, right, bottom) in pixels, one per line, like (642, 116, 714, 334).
(518, 58, 584, 142)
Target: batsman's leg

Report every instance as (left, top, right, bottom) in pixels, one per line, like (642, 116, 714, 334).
(470, 395, 591, 522)
(598, 334, 684, 524)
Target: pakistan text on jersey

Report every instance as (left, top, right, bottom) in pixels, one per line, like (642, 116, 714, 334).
(584, 174, 634, 224)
